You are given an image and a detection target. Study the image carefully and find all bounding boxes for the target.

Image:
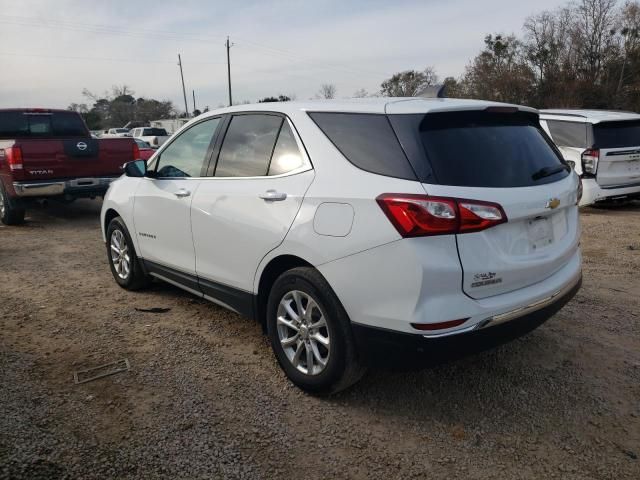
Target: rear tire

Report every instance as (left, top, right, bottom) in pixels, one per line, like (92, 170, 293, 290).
(266, 267, 366, 394)
(0, 183, 25, 225)
(106, 216, 150, 290)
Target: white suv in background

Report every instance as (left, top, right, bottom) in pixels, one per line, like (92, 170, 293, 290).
(540, 109, 640, 206)
(101, 98, 582, 393)
(130, 127, 170, 148)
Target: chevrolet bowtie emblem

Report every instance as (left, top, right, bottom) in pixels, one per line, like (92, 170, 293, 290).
(546, 198, 560, 209)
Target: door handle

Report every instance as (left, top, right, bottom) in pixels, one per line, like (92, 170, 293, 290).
(174, 188, 191, 198)
(259, 189, 287, 201)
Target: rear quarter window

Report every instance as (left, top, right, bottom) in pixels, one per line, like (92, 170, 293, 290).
(545, 120, 589, 148)
(308, 112, 417, 180)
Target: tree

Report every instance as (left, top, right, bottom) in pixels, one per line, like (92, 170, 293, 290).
(316, 84, 337, 99)
(380, 67, 438, 97)
(258, 95, 292, 102)
(69, 85, 177, 129)
(461, 34, 535, 104)
(352, 88, 369, 98)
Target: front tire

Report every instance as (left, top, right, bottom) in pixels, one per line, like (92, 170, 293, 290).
(106, 217, 150, 290)
(266, 267, 365, 394)
(0, 183, 25, 225)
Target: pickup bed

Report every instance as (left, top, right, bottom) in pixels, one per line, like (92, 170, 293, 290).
(0, 108, 139, 225)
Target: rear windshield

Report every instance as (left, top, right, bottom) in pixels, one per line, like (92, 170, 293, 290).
(593, 121, 640, 148)
(0, 111, 87, 138)
(391, 111, 569, 187)
(142, 128, 168, 136)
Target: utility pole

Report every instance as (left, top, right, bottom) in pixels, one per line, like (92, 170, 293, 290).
(225, 36, 233, 106)
(192, 90, 197, 113)
(177, 54, 189, 118)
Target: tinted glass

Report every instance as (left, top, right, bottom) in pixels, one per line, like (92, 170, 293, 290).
(413, 111, 568, 187)
(215, 114, 282, 177)
(0, 111, 87, 138)
(143, 128, 167, 136)
(546, 120, 588, 147)
(594, 121, 640, 148)
(155, 118, 219, 178)
(268, 122, 304, 175)
(309, 113, 416, 180)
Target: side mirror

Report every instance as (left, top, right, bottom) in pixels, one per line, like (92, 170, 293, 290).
(123, 159, 147, 177)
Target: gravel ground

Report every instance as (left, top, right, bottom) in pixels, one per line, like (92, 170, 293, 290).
(1, 199, 639, 479)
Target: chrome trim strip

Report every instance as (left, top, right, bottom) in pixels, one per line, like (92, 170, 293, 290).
(477, 273, 582, 330)
(13, 182, 64, 196)
(421, 272, 581, 339)
(13, 177, 116, 197)
(421, 324, 478, 339)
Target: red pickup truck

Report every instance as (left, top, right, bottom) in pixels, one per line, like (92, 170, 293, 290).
(0, 108, 139, 225)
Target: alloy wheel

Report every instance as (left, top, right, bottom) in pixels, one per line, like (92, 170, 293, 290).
(110, 229, 131, 280)
(276, 290, 330, 376)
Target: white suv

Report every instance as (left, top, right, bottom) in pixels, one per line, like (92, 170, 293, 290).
(540, 109, 640, 206)
(101, 98, 582, 393)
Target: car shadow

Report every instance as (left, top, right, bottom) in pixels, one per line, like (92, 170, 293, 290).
(325, 325, 591, 433)
(582, 199, 640, 215)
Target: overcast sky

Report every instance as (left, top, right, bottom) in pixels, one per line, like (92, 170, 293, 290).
(0, 0, 568, 112)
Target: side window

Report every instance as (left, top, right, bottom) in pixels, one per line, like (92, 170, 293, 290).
(546, 120, 588, 148)
(309, 112, 417, 180)
(154, 118, 220, 178)
(268, 122, 305, 175)
(215, 114, 283, 177)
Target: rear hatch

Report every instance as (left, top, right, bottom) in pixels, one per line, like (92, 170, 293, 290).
(0, 110, 114, 181)
(389, 109, 580, 299)
(593, 120, 640, 187)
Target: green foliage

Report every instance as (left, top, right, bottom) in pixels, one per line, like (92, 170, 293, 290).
(69, 84, 177, 129)
(380, 67, 438, 97)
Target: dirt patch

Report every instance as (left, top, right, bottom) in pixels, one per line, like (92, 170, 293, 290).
(1, 199, 639, 479)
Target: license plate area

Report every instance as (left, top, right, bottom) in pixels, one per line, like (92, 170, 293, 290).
(527, 216, 553, 250)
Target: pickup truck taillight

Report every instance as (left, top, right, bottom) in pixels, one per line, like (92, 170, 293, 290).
(5, 146, 23, 171)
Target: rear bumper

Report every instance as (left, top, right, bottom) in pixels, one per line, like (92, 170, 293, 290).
(580, 178, 640, 206)
(352, 274, 581, 367)
(13, 177, 118, 198)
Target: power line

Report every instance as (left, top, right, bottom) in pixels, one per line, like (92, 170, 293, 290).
(0, 51, 226, 65)
(0, 15, 388, 79)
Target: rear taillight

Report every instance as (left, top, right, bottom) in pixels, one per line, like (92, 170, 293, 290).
(132, 142, 140, 160)
(581, 148, 599, 177)
(5, 146, 23, 171)
(376, 194, 507, 237)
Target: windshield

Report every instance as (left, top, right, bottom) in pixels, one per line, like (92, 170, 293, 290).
(390, 111, 569, 187)
(142, 128, 167, 136)
(0, 111, 87, 138)
(594, 121, 640, 148)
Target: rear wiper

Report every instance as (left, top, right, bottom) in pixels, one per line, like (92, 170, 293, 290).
(532, 164, 569, 181)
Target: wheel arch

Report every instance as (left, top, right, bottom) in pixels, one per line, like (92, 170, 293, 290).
(255, 254, 314, 332)
(103, 207, 120, 235)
